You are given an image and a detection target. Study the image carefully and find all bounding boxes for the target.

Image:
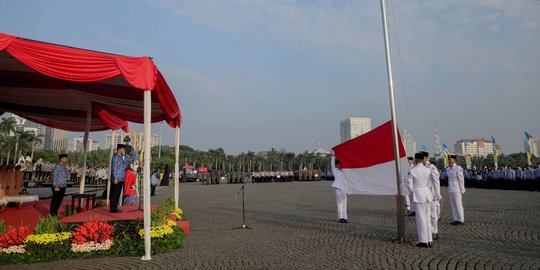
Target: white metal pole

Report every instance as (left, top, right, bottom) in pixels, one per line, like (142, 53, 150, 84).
(141, 90, 152, 261)
(174, 126, 180, 208)
(79, 104, 92, 194)
(380, 0, 406, 241)
(106, 130, 115, 206)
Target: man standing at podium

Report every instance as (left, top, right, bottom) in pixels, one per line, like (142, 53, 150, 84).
(110, 144, 138, 213)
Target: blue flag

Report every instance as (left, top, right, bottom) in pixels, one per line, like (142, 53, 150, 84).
(421, 145, 428, 153)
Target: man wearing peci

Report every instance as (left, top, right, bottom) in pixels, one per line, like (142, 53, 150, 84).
(447, 154, 465, 225)
(110, 144, 139, 213)
(50, 154, 69, 216)
(421, 151, 441, 240)
(407, 152, 433, 248)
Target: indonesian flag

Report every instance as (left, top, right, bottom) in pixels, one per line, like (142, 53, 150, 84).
(332, 121, 408, 195)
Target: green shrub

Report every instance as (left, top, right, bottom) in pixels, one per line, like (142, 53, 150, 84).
(0, 219, 5, 235)
(34, 215, 61, 234)
(160, 198, 176, 216)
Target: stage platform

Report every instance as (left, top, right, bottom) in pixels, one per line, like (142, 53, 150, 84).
(0, 199, 189, 235)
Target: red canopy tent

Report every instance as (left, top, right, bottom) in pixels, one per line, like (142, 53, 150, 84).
(0, 33, 181, 130)
(0, 33, 183, 260)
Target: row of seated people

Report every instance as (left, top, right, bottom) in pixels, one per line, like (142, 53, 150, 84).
(0, 164, 38, 210)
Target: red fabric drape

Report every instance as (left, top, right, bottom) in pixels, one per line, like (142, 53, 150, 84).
(94, 104, 129, 132)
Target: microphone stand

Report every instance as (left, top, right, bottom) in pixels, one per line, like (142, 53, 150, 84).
(233, 175, 251, 230)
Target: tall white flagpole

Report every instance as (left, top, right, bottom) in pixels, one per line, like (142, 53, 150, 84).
(141, 90, 152, 260)
(380, 0, 407, 241)
(174, 125, 180, 208)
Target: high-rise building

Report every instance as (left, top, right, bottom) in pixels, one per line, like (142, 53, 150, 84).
(454, 139, 494, 157)
(105, 131, 159, 150)
(339, 117, 371, 143)
(433, 126, 443, 156)
(401, 129, 417, 157)
(528, 137, 540, 157)
(71, 137, 99, 152)
(44, 127, 69, 152)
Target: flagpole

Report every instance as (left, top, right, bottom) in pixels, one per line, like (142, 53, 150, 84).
(380, 0, 407, 241)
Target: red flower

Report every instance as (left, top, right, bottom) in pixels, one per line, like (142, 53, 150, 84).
(72, 220, 114, 244)
(0, 225, 30, 247)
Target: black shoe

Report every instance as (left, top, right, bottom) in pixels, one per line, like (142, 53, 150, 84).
(449, 221, 459, 225)
(342, 219, 348, 223)
(428, 242, 433, 248)
(415, 242, 429, 248)
(456, 221, 464, 225)
(339, 219, 345, 223)
(432, 234, 439, 240)
(408, 211, 416, 216)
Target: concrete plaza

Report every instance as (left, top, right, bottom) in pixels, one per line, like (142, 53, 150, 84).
(7, 181, 540, 269)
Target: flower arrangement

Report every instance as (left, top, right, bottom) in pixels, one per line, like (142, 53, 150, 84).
(71, 239, 113, 253)
(0, 225, 31, 249)
(25, 232, 71, 245)
(72, 220, 114, 245)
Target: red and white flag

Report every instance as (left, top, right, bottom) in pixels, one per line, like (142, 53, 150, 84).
(332, 121, 408, 195)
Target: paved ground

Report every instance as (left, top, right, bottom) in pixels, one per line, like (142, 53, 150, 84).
(6, 181, 540, 269)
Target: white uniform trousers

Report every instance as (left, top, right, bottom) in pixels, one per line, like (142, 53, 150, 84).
(334, 188, 348, 220)
(430, 201, 440, 234)
(409, 194, 415, 212)
(449, 192, 464, 222)
(413, 202, 432, 243)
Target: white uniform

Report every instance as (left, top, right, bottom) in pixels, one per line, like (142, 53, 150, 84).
(331, 156, 348, 220)
(407, 164, 433, 244)
(425, 161, 441, 235)
(447, 164, 465, 222)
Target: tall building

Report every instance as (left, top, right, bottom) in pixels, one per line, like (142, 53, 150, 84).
(454, 139, 494, 157)
(71, 137, 99, 152)
(43, 127, 70, 152)
(105, 131, 159, 149)
(433, 126, 443, 155)
(528, 137, 540, 157)
(339, 117, 371, 143)
(401, 129, 417, 157)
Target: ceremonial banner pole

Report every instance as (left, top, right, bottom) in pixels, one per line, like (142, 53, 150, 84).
(79, 104, 92, 195)
(174, 125, 180, 208)
(106, 130, 115, 206)
(141, 91, 152, 261)
(380, 0, 407, 241)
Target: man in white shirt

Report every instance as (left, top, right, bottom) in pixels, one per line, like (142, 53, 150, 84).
(447, 155, 466, 225)
(407, 153, 433, 248)
(331, 155, 348, 223)
(422, 151, 441, 240)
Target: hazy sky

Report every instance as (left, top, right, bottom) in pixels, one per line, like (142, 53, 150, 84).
(1, 0, 539, 154)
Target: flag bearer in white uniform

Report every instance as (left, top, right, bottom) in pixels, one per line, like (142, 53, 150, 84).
(422, 151, 441, 240)
(407, 153, 433, 248)
(331, 155, 348, 223)
(447, 154, 466, 225)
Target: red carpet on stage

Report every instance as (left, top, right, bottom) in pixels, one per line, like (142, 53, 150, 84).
(1, 200, 189, 235)
(59, 205, 158, 224)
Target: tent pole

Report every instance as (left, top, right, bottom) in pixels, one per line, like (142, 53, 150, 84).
(141, 90, 152, 261)
(79, 104, 91, 195)
(174, 125, 180, 208)
(106, 130, 115, 206)
(380, 0, 406, 241)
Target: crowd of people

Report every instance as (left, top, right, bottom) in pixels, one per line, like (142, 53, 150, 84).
(439, 164, 540, 191)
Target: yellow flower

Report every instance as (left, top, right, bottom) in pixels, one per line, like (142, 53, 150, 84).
(25, 232, 72, 245)
(166, 220, 177, 228)
(138, 225, 174, 239)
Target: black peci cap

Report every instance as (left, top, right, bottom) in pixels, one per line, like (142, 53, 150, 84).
(421, 151, 429, 158)
(58, 154, 68, 159)
(117, 144, 127, 149)
(448, 154, 457, 159)
(407, 157, 414, 161)
(414, 153, 424, 160)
